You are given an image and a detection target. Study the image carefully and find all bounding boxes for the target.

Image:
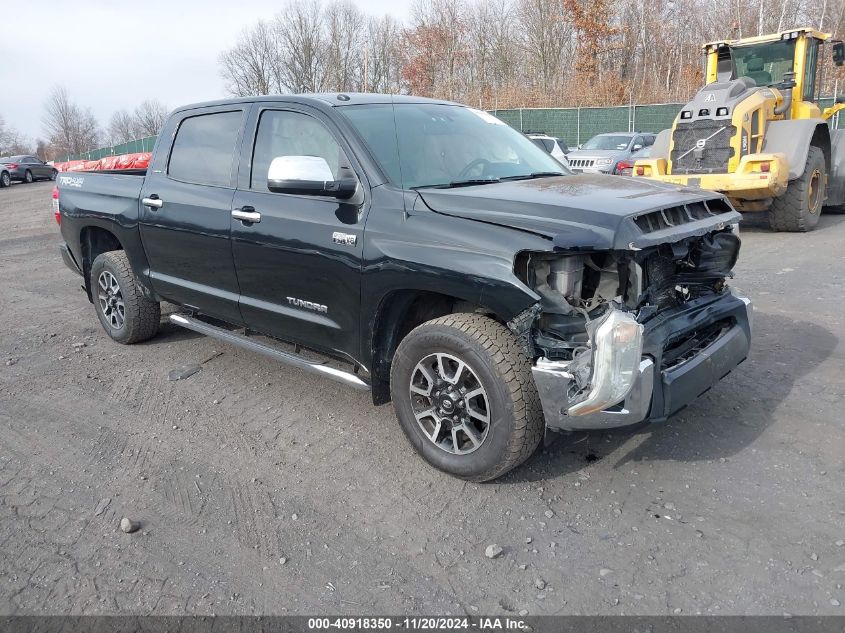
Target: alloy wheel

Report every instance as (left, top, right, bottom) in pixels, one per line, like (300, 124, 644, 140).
(97, 270, 126, 330)
(409, 352, 491, 455)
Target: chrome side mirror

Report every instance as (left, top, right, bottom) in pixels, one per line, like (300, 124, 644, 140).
(267, 156, 357, 199)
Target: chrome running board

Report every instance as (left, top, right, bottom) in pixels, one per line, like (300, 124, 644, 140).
(169, 313, 370, 391)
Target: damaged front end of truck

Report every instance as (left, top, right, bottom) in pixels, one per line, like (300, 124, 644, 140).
(513, 198, 753, 431)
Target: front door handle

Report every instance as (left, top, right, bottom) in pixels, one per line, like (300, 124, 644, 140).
(232, 206, 261, 223)
(142, 195, 163, 209)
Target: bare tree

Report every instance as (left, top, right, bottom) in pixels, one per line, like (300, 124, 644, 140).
(365, 15, 403, 93)
(274, 0, 327, 92)
(107, 110, 139, 145)
(517, 0, 571, 94)
(325, 1, 366, 91)
(133, 100, 169, 138)
(0, 114, 33, 155)
(215, 0, 843, 111)
(42, 86, 99, 157)
(220, 20, 280, 96)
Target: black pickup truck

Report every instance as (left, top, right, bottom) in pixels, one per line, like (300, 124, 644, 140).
(56, 94, 752, 481)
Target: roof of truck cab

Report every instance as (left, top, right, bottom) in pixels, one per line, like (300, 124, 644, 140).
(172, 93, 460, 113)
(703, 27, 831, 49)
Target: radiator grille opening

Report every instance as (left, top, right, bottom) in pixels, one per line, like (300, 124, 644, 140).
(634, 199, 732, 233)
(662, 319, 732, 370)
(671, 120, 736, 174)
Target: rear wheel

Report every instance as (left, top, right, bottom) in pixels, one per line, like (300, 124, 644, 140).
(24, 170, 33, 184)
(769, 146, 824, 232)
(0, 171, 9, 188)
(390, 313, 544, 482)
(90, 250, 160, 344)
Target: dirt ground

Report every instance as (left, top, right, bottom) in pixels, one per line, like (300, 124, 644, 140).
(1, 180, 844, 616)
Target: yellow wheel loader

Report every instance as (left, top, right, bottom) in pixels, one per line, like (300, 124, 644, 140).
(634, 28, 845, 231)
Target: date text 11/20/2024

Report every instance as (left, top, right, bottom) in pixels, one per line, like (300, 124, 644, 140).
(307, 617, 529, 630)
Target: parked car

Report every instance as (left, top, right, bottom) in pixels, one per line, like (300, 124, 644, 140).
(0, 164, 10, 188)
(0, 155, 57, 183)
(527, 134, 570, 166)
(56, 94, 751, 481)
(615, 145, 652, 176)
(566, 132, 655, 174)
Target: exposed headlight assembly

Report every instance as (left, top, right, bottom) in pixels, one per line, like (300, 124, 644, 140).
(568, 309, 644, 416)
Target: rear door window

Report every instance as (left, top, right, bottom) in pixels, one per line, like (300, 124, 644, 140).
(168, 111, 242, 187)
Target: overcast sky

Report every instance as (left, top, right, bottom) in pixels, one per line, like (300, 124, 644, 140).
(0, 0, 413, 141)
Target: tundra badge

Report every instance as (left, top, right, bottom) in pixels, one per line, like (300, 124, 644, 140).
(287, 297, 328, 314)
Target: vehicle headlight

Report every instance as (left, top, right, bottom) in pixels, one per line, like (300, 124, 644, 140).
(594, 158, 613, 166)
(568, 309, 644, 416)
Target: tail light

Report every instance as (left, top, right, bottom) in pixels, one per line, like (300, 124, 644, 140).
(760, 162, 770, 173)
(615, 162, 632, 174)
(6, 163, 18, 169)
(635, 166, 645, 176)
(52, 185, 60, 225)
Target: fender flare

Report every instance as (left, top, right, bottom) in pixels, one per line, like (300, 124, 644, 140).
(762, 119, 831, 180)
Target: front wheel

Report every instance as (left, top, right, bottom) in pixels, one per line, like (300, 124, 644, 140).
(390, 313, 544, 482)
(90, 250, 160, 344)
(769, 146, 825, 232)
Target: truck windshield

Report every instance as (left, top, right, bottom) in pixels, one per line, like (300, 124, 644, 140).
(340, 103, 566, 189)
(731, 39, 796, 87)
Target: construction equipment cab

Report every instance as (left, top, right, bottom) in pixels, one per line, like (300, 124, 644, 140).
(634, 28, 845, 232)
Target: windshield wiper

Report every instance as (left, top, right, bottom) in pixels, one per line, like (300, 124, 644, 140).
(500, 171, 565, 181)
(412, 178, 501, 190)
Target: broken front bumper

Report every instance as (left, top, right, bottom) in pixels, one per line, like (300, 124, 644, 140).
(532, 292, 752, 431)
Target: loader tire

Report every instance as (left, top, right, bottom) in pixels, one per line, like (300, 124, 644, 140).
(768, 146, 825, 232)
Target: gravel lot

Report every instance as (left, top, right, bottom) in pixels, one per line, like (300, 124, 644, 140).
(1, 180, 844, 616)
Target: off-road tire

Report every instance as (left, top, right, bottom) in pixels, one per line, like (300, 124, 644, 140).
(24, 170, 33, 184)
(0, 171, 9, 188)
(90, 250, 160, 344)
(390, 313, 544, 482)
(769, 146, 825, 232)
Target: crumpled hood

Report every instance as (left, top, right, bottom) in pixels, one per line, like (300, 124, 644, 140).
(416, 174, 741, 250)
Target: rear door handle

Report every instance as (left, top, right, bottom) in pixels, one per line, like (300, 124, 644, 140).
(232, 206, 261, 223)
(142, 196, 163, 209)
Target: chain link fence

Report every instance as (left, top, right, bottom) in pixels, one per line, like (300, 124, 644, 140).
(58, 136, 157, 162)
(491, 98, 843, 147)
(59, 100, 843, 162)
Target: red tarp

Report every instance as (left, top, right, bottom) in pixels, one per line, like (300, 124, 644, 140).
(54, 152, 152, 173)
